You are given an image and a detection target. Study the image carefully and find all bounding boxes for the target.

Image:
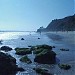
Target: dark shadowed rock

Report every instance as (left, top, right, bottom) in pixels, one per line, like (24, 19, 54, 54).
(0, 40, 3, 45)
(60, 48, 69, 51)
(17, 67, 25, 71)
(0, 46, 12, 51)
(0, 52, 24, 75)
(52, 46, 55, 48)
(28, 45, 32, 47)
(38, 38, 40, 39)
(21, 38, 24, 40)
(34, 50, 56, 64)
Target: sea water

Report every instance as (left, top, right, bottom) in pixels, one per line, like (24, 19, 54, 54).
(0, 31, 75, 75)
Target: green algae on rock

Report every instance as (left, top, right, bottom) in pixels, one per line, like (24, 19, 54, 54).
(58, 64, 71, 70)
(15, 48, 32, 55)
(33, 68, 53, 75)
(20, 55, 32, 64)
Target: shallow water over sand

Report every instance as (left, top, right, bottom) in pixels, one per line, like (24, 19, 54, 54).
(0, 31, 75, 75)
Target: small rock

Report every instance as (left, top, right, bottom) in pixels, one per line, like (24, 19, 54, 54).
(21, 38, 24, 40)
(0, 46, 12, 51)
(52, 46, 55, 48)
(58, 64, 71, 70)
(33, 68, 53, 75)
(28, 45, 32, 47)
(17, 67, 25, 71)
(0, 40, 3, 44)
(20, 55, 32, 64)
(38, 38, 40, 39)
(60, 48, 69, 51)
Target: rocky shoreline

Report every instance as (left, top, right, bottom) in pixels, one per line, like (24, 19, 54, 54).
(0, 44, 57, 75)
(0, 31, 74, 75)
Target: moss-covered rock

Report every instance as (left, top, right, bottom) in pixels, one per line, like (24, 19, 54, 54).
(0, 46, 12, 52)
(31, 44, 56, 64)
(31, 44, 52, 54)
(33, 48, 44, 54)
(20, 55, 32, 64)
(33, 68, 53, 75)
(36, 44, 52, 50)
(58, 64, 71, 70)
(15, 48, 32, 55)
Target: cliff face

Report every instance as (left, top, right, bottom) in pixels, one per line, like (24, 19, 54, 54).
(37, 14, 75, 32)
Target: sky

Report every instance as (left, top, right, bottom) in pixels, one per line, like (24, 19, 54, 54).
(0, 0, 74, 31)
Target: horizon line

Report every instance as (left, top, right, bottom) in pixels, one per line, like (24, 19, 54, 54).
(0, 30, 36, 32)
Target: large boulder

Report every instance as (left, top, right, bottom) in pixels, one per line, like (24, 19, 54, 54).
(15, 48, 32, 55)
(34, 50, 56, 64)
(33, 45, 56, 64)
(0, 52, 24, 75)
(0, 46, 12, 51)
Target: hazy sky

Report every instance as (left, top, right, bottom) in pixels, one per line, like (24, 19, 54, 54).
(0, 0, 74, 31)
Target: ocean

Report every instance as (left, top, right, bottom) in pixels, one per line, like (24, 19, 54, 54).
(0, 31, 75, 75)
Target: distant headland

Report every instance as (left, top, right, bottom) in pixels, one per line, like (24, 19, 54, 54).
(37, 14, 75, 32)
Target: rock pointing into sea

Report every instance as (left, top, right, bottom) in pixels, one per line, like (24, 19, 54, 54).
(0, 52, 24, 75)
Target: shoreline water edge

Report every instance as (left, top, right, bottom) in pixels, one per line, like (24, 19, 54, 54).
(0, 31, 75, 75)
